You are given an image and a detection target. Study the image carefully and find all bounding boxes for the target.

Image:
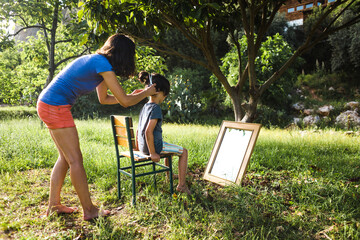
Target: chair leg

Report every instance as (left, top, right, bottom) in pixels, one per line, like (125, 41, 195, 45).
(152, 162, 157, 190)
(168, 156, 174, 195)
(132, 176, 136, 206)
(131, 162, 136, 206)
(117, 159, 121, 200)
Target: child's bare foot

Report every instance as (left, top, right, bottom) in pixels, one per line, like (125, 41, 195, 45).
(176, 185, 191, 195)
(46, 204, 78, 216)
(83, 207, 111, 221)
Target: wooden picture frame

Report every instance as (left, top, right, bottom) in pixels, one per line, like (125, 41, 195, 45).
(203, 121, 261, 186)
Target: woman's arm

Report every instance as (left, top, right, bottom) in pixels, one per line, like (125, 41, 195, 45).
(96, 81, 119, 105)
(145, 119, 161, 162)
(96, 71, 156, 107)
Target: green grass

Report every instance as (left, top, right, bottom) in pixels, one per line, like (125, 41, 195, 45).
(1, 117, 360, 239)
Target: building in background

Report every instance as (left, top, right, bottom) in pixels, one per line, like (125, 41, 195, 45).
(279, 0, 336, 26)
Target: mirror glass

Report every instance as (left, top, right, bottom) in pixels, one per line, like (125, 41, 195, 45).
(209, 128, 253, 182)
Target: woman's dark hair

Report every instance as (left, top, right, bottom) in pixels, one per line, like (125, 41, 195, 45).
(96, 34, 136, 77)
(138, 71, 170, 96)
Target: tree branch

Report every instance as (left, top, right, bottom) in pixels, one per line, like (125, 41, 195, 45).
(55, 47, 90, 69)
(255, 2, 283, 52)
(323, 0, 356, 32)
(55, 39, 74, 44)
(239, 0, 250, 35)
(9, 25, 50, 37)
(260, 6, 360, 95)
(159, 11, 203, 50)
(40, 18, 51, 54)
(260, 0, 360, 95)
(17, 15, 28, 27)
(304, 16, 360, 53)
(304, 0, 347, 40)
(124, 31, 210, 70)
(237, 63, 249, 90)
(259, 47, 304, 95)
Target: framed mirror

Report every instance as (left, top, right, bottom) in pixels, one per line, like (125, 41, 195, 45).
(203, 121, 261, 186)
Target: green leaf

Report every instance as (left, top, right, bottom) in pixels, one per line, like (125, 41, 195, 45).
(205, 3, 221, 10)
(78, 1, 84, 8)
(77, 9, 84, 22)
(79, 33, 88, 46)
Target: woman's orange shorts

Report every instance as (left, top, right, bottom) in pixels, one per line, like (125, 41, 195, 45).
(37, 100, 75, 129)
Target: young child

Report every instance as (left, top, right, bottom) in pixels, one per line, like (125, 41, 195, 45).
(137, 71, 191, 194)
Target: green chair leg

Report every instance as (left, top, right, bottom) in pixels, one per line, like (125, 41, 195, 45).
(117, 169, 121, 200)
(132, 167, 136, 206)
(152, 162, 157, 190)
(168, 156, 174, 195)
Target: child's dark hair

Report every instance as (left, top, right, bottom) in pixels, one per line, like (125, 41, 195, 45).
(138, 71, 170, 96)
(96, 34, 136, 77)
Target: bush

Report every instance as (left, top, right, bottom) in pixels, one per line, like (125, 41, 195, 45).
(255, 105, 292, 128)
(162, 67, 233, 123)
(296, 71, 359, 100)
(164, 74, 202, 123)
(0, 106, 37, 120)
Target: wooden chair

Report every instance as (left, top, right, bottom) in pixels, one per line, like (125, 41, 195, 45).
(111, 115, 174, 205)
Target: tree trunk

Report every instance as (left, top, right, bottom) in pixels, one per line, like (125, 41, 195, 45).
(241, 100, 258, 123)
(45, 71, 55, 87)
(229, 87, 245, 122)
(45, 1, 59, 87)
(228, 82, 261, 123)
(241, 88, 260, 123)
(232, 98, 244, 122)
(231, 97, 259, 123)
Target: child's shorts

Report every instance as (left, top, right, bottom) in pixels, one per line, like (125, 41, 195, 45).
(162, 142, 184, 156)
(37, 100, 75, 129)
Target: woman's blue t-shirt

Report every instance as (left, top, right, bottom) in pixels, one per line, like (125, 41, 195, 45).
(39, 54, 113, 106)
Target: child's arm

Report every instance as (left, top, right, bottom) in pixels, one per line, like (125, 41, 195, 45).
(145, 119, 161, 162)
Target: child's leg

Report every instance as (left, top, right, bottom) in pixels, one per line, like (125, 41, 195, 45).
(164, 157, 178, 179)
(162, 142, 191, 194)
(176, 148, 191, 194)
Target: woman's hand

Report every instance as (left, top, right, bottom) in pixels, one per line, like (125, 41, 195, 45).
(144, 84, 157, 96)
(131, 89, 144, 94)
(150, 153, 160, 162)
(98, 71, 158, 107)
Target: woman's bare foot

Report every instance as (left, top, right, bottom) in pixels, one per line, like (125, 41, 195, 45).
(176, 185, 191, 195)
(83, 207, 111, 221)
(46, 204, 78, 216)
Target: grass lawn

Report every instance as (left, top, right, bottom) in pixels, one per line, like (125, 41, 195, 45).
(0, 117, 360, 239)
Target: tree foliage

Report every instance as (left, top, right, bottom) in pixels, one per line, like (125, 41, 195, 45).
(329, 15, 360, 72)
(0, 36, 47, 105)
(0, 0, 92, 86)
(75, 1, 360, 121)
(219, 33, 302, 109)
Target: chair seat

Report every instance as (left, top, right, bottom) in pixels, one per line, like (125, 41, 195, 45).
(120, 151, 174, 161)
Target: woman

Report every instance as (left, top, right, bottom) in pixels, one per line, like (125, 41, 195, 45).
(37, 34, 156, 221)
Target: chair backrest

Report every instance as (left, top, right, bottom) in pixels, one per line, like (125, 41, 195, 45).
(111, 115, 136, 150)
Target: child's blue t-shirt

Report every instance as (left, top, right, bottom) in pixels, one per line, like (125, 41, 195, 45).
(137, 102, 163, 155)
(38, 54, 113, 106)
